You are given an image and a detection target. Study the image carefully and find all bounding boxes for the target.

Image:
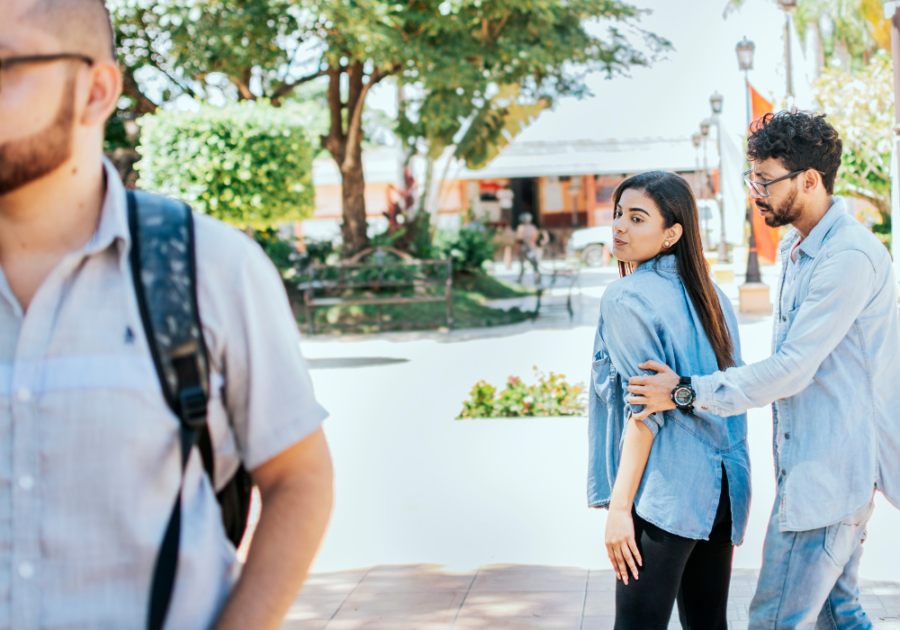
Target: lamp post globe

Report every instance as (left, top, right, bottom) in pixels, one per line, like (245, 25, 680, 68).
(710, 91, 724, 115)
(692, 132, 701, 149)
(700, 119, 711, 137)
(776, 0, 797, 10)
(736, 37, 755, 72)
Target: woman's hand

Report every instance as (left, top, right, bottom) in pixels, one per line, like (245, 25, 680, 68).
(605, 505, 642, 585)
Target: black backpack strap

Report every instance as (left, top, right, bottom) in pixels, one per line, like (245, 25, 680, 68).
(127, 189, 210, 630)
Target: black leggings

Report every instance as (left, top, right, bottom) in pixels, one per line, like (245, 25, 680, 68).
(614, 470, 734, 630)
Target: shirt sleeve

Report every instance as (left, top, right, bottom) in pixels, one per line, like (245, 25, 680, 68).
(218, 237, 329, 471)
(601, 290, 668, 436)
(693, 248, 876, 417)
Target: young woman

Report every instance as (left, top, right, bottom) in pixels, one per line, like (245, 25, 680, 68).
(587, 171, 751, 629)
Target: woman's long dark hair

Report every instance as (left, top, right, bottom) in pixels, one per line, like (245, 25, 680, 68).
(613, 171, 735, 370)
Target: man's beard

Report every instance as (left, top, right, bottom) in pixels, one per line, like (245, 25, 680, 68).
(756, 184, 801, 228)
(0, 76, 76, 196)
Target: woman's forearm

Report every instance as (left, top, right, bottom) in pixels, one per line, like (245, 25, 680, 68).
(609, 417, 655, 512)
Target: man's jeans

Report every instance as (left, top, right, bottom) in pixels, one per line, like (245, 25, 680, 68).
(749, 489, 875, 630)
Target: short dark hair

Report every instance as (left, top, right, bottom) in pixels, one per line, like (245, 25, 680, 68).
(25, 0, 117, 62)
(747, 111, 843, 194)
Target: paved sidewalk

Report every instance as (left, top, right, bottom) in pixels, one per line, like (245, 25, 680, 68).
(281, 564, 900, 630)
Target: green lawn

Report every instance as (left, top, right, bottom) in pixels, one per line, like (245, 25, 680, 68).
(287, 273, 535, 335)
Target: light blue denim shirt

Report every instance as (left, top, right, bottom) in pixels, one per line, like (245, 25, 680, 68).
(693, 197, 900, 532)
(588, 254, 751, 545)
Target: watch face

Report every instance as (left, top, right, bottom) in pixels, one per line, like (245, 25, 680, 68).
(674, 387, 693, 406)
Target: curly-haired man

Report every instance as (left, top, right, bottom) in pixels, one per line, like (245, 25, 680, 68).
(628, 110, 900, 628)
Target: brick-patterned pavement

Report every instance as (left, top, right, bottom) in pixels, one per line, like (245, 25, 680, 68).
(281, 564, 900, 630)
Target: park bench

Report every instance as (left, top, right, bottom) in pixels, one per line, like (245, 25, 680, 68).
(534, 256, 581, 321)
(299, 247, 453, 334)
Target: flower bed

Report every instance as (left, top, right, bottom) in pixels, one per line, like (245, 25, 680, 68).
(456, 368, 586, 419)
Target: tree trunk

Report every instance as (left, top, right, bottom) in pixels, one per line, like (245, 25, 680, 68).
(320, 62, 374, 258)
(340, 160, 368, 257)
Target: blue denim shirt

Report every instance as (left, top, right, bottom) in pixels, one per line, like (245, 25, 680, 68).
(693, 197, 900, 532)
(588, 254, 751, 545)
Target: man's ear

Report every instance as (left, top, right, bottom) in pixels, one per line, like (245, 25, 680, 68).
(80, 60, 122, 128)
(802, 169, 820, 194)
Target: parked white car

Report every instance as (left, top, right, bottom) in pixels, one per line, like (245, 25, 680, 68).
(566, 226, 614, 267)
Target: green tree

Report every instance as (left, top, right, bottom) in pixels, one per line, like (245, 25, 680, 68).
(723, 0, 889, 70)
(112, 0, 664, 258)
(136, 102, 316, 228)
(814, 50, 893, 222)
(792, 0, 890, 69)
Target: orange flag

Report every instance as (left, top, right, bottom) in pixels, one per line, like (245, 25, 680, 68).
(748, 83, 781, 265)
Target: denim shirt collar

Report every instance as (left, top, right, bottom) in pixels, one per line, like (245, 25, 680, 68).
(780, 196, 846, 259)
(634, 253, 677, 274)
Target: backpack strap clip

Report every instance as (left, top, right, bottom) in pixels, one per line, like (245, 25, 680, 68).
(178, 385, 208, 431)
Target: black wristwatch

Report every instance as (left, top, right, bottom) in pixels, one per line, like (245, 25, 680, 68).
(671, 376, 695, 411)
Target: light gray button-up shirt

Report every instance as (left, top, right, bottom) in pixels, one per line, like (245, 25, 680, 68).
(693, 197, 900, 532)
(0, 159, 328, 629)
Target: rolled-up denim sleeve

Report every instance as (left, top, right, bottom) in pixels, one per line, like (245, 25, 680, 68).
(601, 290, 668, 435)
(693, 249, 875, 417)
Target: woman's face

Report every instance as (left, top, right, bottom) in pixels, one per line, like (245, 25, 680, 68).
(611, 188, 682, 264)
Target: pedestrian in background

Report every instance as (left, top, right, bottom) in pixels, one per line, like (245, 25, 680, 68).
(516, 212, 542, 285)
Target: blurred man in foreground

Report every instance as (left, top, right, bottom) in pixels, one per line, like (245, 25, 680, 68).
(0, 1, 333, 628)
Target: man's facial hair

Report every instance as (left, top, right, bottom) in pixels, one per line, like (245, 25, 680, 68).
(0, 75, 76, 196)
(758, 183, 801, 228)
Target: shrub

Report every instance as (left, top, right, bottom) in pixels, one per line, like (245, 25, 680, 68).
(253, 227, 302, 279)
(457, 367, 586, 418)
(136, 101, 315, 229)
(441, 221, 497, 275)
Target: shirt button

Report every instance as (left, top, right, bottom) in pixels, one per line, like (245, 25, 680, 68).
(781, 469, 787, 476)
(784, 433, 790, 439)
(17, 388, 31, 403)
(18, 562, 34, 579)
(781, 315, 787, 322)
(18, 475, 34, 490)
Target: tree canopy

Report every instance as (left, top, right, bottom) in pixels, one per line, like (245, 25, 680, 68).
(815, 50, 893, 222)
(112, 0, 667, 255)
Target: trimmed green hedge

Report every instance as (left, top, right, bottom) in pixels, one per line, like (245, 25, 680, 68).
(136, 102, 315, 228)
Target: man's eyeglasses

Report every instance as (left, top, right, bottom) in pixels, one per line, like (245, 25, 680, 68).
(742, 169, 822, 198)
(0, 53, 94, 92)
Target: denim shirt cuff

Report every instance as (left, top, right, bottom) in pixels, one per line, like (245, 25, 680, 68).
(640, 412, 663, 437)
(692, 374, 715, 414)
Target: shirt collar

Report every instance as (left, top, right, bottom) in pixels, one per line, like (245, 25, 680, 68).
(83, 157, 130, 270)
(635, 253, 677, 273)
(796, 196, 846, 259)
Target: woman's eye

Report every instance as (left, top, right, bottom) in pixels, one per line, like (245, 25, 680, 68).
(631, 216, 642, 223)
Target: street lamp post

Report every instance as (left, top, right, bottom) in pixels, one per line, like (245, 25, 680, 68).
(692, 131, 710, 247)
(736, 37, 763, 285)
(709, 92, 728, 262)
(776, 0, 797, 99)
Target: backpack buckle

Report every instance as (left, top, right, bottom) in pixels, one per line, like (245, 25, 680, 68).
(178, 386, 208, 430)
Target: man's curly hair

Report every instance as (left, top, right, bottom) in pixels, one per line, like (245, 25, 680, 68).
(747, 111, 843, 194)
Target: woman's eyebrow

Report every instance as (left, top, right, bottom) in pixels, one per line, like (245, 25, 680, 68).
(626, 207, 650, 217)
